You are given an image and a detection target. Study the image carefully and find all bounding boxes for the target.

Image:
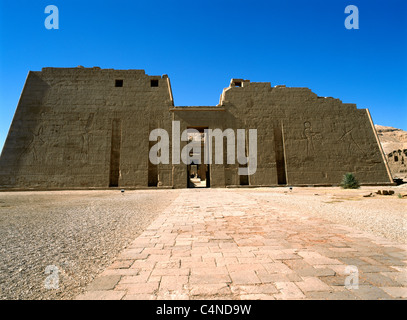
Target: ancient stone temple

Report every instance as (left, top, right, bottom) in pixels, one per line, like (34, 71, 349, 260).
(386, 149, 407, 179)
(0, 67, 393, 190)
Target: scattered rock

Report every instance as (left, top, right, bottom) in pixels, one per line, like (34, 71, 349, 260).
(377, 190, 395, 196)
(363, 193, 373, 197)
(393, 178, 405, 185)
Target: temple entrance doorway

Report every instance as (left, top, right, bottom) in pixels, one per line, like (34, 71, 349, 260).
(186, 127, 210, 188)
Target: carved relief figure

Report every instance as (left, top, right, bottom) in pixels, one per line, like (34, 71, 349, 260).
(303, 121, 321, 159)
(338, 126, 364, 155)
(81, 113, 94, 161)
(20, 126, 45, 162)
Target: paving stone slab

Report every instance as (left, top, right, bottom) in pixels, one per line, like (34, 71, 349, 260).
(295, 277, 332, 292)
(76, 290, 126, 300)
(77, 189, 407, 301)
(380, 287, 407, 299)
(360, 273, 403, 287)
(352, 285, 394, 300)
(86, 275, 121, 291)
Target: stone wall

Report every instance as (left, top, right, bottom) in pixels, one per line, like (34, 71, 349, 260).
(234, 82, 390, 185)
(0, 68, 393, 189)
(386, 149, 407, 179)
(0, 67, 174, 189)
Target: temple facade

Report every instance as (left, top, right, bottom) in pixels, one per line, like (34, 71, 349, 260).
(0, 67, 393, 189)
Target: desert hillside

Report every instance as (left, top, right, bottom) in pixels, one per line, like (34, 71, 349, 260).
(375, 124, 407, 180)
(375, 125, 407, 154)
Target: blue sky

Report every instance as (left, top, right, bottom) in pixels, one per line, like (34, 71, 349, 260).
(0, 0, 406, 151)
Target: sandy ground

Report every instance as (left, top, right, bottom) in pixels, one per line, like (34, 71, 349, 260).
(0, 189, 178, 300)
(0, 185, 406, 300)
(239, 185, 407, 244)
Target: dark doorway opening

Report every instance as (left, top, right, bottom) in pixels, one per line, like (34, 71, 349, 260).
(239, 130, 249, 186)
(187, 163, 210, 188)
(186, 127, 210, 188)
(148, 139, 158, 187)
(240, 174, 249, 186)
(109, 119, 122, 187)
(148, 162, 158, 187)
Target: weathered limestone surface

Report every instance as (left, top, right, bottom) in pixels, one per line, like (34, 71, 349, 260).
(387, 149, 407, 179)
(0, 68, 393, 189)
(0, 67, 174, 189)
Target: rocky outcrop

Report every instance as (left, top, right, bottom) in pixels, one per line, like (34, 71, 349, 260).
(376, 125, 407, 180)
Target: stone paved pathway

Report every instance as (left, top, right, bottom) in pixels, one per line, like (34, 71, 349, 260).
(76, 189, 407, 300)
